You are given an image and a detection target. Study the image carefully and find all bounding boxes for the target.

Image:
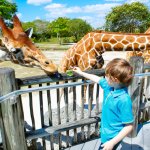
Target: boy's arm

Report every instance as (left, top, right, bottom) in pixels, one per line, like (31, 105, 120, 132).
(73, 67, 101, 83)
(102, 123, 134, 149)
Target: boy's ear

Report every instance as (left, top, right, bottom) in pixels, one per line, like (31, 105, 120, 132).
(114, 77, 120, 83)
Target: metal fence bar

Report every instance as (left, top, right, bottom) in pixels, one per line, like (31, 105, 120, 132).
(0, 80, 93, 103)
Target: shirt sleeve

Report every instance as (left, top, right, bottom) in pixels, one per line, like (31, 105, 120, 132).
(118, 95, 134, 124)
(98, 78, 110, 89)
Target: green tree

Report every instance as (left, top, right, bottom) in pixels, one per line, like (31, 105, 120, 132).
(0, 0, 17, 19)
(105, 2, 150, 33)
(48, 17, 70, 41)
(67, 18, 93, 42)
(22, 20, 50, 42)
(48, 17, 70, 44)
(33, 19, 50, 41)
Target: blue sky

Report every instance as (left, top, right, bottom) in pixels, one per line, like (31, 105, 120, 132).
(11, 0, 150, 28)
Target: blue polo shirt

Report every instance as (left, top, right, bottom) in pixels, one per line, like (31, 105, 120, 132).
(99, 78, 134, 143)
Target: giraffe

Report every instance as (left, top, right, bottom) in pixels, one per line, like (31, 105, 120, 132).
(126, 27, 150, 63)
(0, 28, 33, 62)
(0, 15, 58, 74)
(58, 30, 150, 73)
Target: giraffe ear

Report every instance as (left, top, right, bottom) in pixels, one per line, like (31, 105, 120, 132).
(0, 17, 7, 30)
(25, 28, 33, 38)
(12, 14, 23, 32)
(0, 17, 13, 38)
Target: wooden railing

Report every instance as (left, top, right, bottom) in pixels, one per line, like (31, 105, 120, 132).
(17, 69, 104, 149)
(0, 56, 150, 150)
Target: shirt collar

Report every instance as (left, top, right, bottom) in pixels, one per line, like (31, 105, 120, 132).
(111, 87, 128, 98)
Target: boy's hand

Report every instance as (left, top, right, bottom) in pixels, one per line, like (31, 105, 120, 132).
(73, 67, 82, 73)
(101, 140, 115, 150)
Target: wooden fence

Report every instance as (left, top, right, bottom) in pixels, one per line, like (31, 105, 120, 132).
(0, 56, 150, 150)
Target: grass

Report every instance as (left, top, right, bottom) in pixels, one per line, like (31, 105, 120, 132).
(35, 37, 75, 51)
(35, 42, 73, 51)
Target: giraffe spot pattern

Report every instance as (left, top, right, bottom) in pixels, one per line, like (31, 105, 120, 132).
(126, 36, 135, 43)
(133, 43, 139, 49)
(103, 43, 112, 50)
(102, 34, 113, 42)
(113, 35, 124, 41)
(109, 38, 117, 44)
(113, 43, 124, 51)
(139, 45, 146, 50)
(136, 37, 146, 43)
(122, 40, 129, 45)
(126, 44, 133, 51)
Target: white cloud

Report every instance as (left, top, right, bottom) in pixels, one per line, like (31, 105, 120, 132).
(126, 0, 149, 3)
(35, 16, 41, 20)
(45, 3, 65, 9)
(105, 0, 124, 2)
(44, 3, 120, 28)
(27, 0, 52, 5)
(16, 13, 22, 19)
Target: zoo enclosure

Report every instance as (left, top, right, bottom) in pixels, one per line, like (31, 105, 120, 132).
(0, 56, 150, 150)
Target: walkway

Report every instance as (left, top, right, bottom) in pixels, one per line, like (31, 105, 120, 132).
(64, 121, 150, 150)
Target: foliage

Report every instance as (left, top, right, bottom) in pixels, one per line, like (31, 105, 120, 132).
(22, 17, 93, 43)
(105, 2, 150, 33)
(67, 18, 93, 42)
(0, 0, 17, 20)
(48, 17, 70, 37)
(22, 20, 50, 42)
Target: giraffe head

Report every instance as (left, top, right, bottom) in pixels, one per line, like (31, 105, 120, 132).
(0, 15, 58, 74)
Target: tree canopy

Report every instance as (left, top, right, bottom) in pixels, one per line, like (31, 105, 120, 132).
(105, 2, 150, 33)
(67, 18, 93, 42)
(22, 17, 93, 43)
(0, 0, 17, 20)
(48, 17, 70, 37)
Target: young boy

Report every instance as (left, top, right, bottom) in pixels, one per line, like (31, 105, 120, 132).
(73, 58, 134, 150)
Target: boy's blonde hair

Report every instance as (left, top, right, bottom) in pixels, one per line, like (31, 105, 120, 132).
(105, 58, 133, 86)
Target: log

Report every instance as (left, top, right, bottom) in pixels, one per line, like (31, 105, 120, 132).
(129, 56, 144, 137)
(0, 68, 27, 150)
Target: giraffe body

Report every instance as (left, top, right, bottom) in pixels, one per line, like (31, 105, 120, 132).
(126, 27, 150, 63)
(59, 31, 150, 72)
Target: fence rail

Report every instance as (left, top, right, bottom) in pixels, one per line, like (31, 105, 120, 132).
(0, 56, 150, 150)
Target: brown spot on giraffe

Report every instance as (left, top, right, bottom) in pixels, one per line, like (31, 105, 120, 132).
(126, 36, 135, 43)
(113, 35, 124, 42)
(102, 34, 113, 42)
(139, 45, 146, 50)
(113, 43, 124, 51)
(122, 40, 129, 45)
(103, 43, 112, 51)
(133, 43, 139, 49)
(137, 37, 146, 43)
(109, 38, 117, 44)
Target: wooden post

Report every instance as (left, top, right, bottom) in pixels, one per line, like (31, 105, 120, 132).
(128, 56, 144, 137)
(0, 68, 27, 150)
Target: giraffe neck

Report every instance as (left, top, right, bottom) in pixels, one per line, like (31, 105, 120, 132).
(94, 32, 150, 52)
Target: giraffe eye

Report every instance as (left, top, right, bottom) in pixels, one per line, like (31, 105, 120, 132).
(45, 61, 49, 65)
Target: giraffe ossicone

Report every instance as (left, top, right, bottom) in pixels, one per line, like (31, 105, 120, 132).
(0, 15, 58, 74)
